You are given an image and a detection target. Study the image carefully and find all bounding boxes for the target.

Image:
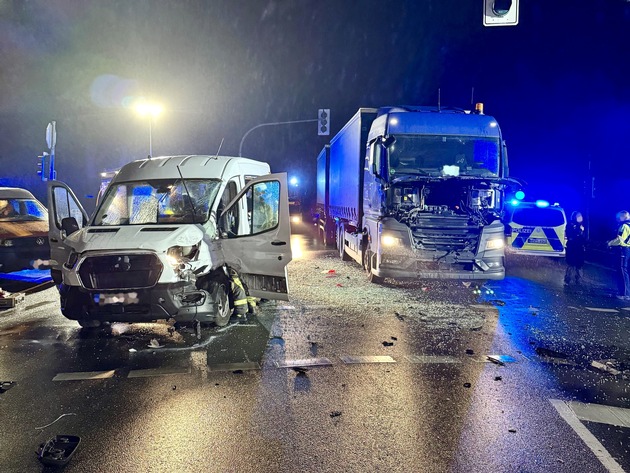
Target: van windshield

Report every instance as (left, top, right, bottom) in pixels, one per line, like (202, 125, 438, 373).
(0, 198, 47, 222)
(511, 207, 566, 227)
(93, 179, 221, 226)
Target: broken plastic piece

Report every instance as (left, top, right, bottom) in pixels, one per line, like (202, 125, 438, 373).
(590, 360, 621, 376)
(37, 435, 80, 466)
(147, 339, 164, 349)
(0, 381, 16, 393)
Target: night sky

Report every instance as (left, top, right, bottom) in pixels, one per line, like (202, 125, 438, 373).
(1, 0, 628, 235)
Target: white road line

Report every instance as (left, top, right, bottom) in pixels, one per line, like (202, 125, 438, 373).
(53, 370, 116, 381)
(208, 362, 260, 372)
(340, 355, 396, 364)
(585, 307, 619, 313)
(567, 401, 630, 428)
(127, 367, 191, 378)
(406, 355, 460, 364)
(550, 399, 625, 473)
(275, 358, 333, 368)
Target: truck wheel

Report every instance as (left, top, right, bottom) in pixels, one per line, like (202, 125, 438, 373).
(210, 282, 231, 327)
(363, 249, 384, 284)
(338, 225, 351, 261)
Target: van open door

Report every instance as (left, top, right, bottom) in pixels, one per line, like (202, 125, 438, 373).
(47, 181, 89, 283)
(218, 173, 292, 300)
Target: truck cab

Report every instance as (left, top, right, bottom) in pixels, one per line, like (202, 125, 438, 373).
(47, 155, 292, 328)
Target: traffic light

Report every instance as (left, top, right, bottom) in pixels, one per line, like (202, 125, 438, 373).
(37, 152, 50, 181)
(318, 109, 330, 136)
(483, 0, 519, 27)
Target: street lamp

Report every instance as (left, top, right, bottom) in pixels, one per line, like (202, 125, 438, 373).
(135, 102, 163, 157)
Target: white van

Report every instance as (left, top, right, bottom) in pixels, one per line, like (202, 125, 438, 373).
(47, 155, 292, 328)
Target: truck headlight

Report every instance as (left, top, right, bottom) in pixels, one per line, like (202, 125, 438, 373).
(166, 244, 199, 266)
(382, 235, 403, 247)
(0, 239, 14, 247)
(485, 238, 505, 250)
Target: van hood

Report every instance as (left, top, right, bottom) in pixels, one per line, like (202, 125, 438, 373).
(0, 220, 48, 239)
(66, 225, 205, 253)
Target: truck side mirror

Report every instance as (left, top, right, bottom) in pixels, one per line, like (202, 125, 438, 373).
(61, 217, 80, 236)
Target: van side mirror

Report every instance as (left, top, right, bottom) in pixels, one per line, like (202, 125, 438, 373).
(61, 217, 80, 236)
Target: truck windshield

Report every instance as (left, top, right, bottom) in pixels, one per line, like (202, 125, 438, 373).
(93, 179, 221, 226)
(387, 135, 500, 177)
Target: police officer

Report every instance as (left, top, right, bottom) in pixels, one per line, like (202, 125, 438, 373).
(564, 211, 586, 286)
(607, 210, 630, 301)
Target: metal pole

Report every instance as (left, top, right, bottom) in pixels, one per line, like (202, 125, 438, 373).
(149, 116, 153, 157)
(239, 119, 318, 157)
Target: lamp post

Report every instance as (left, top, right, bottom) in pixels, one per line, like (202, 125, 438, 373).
(135, 102, 163, 157)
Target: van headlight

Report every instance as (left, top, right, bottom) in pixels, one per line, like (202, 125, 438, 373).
(166, 244, 199, 266)
(485, 238, 505, 250)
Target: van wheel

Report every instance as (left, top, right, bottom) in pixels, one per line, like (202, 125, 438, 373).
(363, 249, 384, 284)
(338, 225, 351, 261)
(210, 282, 231, 327)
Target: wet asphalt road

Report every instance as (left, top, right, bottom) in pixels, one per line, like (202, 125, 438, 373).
(0, 223, 629, 472)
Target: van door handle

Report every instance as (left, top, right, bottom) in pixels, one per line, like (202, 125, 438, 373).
(271, 240, 287, 246)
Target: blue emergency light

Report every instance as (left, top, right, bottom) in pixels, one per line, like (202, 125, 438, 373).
(515, 190, 525, 200)
(535, 200, 550, 208)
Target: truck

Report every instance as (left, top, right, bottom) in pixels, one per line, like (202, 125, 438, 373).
(316, 105, 516, 282)
(47, 155, 292, 328)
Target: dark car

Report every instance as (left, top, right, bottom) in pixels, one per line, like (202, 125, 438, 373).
(0, 187, 50, 272)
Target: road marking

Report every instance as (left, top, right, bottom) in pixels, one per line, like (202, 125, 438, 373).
(340, 355, 396, 364)
(550, 399, 625, 473)
(585, 307, 619, 313)
(208, 362, 260, 372)
(127, 367, 191, 378)
(275, 358, 333, 368)
(406, 355, 460, 364)
(567, 401, 630, 428)
(53, 370, 116, 381)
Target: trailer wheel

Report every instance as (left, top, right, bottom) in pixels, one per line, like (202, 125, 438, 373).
(363, 249, 384, 284)
(337, 224, 351, 261)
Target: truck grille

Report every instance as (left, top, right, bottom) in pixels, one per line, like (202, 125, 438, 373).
(411, 216, 480, 252)
(78, 254, 163, 290)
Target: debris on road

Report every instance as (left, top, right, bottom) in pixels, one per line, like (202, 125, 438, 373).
(147, 339, 164, 349)
(487, 355, 517, 365)
(488, 300, 506, 306)
(465, 349, 475, 355)
(391, 336, 398, 341)
(35, 413, 77, 431)
(463, 382, 472, 388)
(494, 376, 502, 381)
(37, 435, 81, 467)
(590, 360, 622, 376)
(128, 348, 137, 353)
(382, 341, 394, 347)
(232, 370, 244, 375)
(394, 311, 405, 322)
(0, 381, 16, 393)
(535, 347, 577, 366)
(508, 428, 517, 433)
(292, 367, 309, 375)
(330, 411, 342, 418)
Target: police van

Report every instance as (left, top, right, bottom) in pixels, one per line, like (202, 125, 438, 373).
(505, 201, 567, 257)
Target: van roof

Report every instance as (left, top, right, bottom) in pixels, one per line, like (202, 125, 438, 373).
(114, 155, 270, 182)
(0, 187, 37, 200)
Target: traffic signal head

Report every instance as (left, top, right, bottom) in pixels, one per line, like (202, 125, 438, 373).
(318, 109, 330, 136)
(37, 153, 50, 181)
(483, 0, 519, 26)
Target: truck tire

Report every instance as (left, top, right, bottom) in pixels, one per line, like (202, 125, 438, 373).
(337, 224, 351, 261)
(363, 249, 384, 284)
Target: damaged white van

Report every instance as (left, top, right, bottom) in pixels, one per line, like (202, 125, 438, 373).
(47, 155, 292, 328)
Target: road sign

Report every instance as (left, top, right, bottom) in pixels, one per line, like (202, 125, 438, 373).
(483, 0, 519, 27)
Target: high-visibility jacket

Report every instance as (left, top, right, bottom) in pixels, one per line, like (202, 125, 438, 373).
(609, 222, 630, 248)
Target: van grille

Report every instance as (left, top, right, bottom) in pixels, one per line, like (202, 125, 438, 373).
(78, 253, 163, 290)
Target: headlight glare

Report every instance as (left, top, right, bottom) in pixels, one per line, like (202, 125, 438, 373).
(485, 238, 505, 250)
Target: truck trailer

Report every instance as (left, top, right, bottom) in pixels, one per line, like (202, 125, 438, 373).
(47, 155, 292, 328)
(316, 105, 517, 282)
